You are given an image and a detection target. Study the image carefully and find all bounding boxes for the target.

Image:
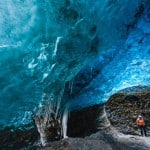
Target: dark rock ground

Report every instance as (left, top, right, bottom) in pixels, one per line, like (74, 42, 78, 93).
(38, 127, 150, 150)
(1, 123, 149, 150)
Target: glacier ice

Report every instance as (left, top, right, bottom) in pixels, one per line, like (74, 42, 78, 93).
(0, 0, 149, 129)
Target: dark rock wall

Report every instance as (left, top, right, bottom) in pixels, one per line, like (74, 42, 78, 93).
(106, 86, 150, 135)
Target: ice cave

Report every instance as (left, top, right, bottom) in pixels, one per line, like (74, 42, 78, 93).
(0, 0, 150, 149)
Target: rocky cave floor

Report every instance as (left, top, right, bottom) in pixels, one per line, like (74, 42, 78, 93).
(37, 127, 150, 150)
(1, 125, 149, 150)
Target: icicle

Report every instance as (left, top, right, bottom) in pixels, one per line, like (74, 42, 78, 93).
(53, 36, 63, 58)
(55, 96, 61, 117)
(69, 79, 74, 95)
(62, 105, 69, 138)
(55, 85, 65, 117)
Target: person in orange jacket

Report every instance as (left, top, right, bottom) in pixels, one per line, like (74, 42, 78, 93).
(136, 115, 147, 136)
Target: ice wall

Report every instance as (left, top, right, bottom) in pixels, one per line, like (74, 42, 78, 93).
(0, 0, 147, 128)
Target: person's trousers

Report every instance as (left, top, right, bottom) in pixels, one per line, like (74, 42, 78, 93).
(139, 125, 147, 136)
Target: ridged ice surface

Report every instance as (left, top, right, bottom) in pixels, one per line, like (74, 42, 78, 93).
(0, 0, 149, 128)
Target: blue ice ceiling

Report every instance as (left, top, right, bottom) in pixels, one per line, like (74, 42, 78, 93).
(69, 25, 150, 110)
(0, 0, 149, 128)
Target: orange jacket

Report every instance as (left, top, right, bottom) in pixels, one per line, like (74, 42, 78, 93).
(136, 117, 145, 126)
